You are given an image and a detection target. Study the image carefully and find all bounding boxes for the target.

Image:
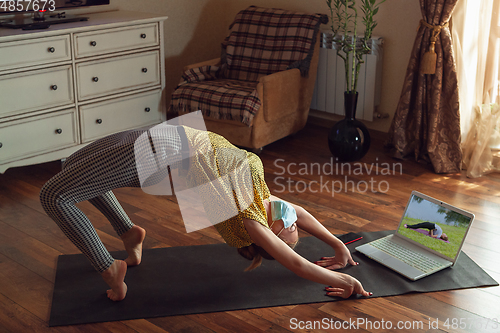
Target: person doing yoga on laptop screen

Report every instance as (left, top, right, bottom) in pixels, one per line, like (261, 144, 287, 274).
(40, 113, 370, 301)
(404, 222, 449, 241)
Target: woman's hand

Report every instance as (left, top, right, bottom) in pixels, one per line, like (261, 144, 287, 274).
(325, 273, 372, 298)
(314, 242, 358, 270)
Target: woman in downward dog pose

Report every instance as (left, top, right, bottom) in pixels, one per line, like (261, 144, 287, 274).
(40, 122, 370, 301)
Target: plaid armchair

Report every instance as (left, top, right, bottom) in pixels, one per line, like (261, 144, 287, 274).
(169, 6, 328, 150)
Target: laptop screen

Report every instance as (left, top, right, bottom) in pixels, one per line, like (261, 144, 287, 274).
(396, 193, 473, 260)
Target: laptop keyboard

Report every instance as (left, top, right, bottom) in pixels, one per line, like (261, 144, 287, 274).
(371, 237, 444, 273)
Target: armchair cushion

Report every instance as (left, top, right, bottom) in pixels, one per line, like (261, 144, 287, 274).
(171, 65, 261, 125)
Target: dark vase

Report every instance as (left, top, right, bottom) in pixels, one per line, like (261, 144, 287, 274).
(328, 92, 371, 162)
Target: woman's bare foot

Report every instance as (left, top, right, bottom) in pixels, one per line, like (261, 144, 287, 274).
(101, 260, 127, 301)
(120, 225, 146, 266)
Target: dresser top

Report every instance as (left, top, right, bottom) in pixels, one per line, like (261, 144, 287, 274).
(0, 11, 168, 41)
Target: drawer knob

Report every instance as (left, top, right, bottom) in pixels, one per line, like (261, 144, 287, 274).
(48, 47, 56, 53)
(142, 68, 148, 73)
(51, 85, 58, 91)
(92, 77, 99, 82)
(145, 107, 151, 112)
(0, 143, 2, 148)
(140, 33, 147, 39)
(55, 129, 63, 134)
(90, 41, 97, 47)
(96, 119, 103, 124)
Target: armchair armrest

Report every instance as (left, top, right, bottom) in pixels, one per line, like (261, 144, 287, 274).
(257, 68, 301, 122)
(183, 58, 221, 71)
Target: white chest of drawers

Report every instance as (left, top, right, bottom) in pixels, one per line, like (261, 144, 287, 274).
(0, 11, 167, 173)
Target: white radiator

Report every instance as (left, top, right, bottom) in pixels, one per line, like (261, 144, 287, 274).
(311, 32, 384, 121)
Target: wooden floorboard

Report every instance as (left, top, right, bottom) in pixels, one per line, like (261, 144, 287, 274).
(0, 120, 499, 332)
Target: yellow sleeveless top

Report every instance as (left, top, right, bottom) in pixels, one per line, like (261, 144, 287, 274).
(183, 126, 270, 248)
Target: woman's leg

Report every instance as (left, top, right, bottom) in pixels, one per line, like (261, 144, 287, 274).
(88, 192, 146, 266)
(88, 191, 134, 236)
(40, 132, 143, 300)
(406, 222, 435, 230)
(40, 176, 115, 272)
(40, 135, 140, 271)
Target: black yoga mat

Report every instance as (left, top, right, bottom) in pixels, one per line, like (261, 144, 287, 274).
(49, 230, 498, 326)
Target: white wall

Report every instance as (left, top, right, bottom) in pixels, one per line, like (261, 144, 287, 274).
(113, 0, 422, 133)
(112, 0, 232, 110)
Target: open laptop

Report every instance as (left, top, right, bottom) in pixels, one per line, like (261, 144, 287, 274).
(355, 191, 475, 280)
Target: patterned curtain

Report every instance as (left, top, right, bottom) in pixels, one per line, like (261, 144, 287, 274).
(386, 0, 461, 173)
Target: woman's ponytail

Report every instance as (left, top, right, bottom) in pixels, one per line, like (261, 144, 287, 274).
(237, 244, 274, 271)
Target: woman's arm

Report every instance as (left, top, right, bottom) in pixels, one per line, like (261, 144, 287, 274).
(268, 195, 356, 269)
(243, 218, 370, 298)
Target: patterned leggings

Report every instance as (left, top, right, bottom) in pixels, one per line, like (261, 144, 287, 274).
(40, 130, 148, 273)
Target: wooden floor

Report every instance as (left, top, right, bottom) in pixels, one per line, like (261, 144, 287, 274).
(0, 120, 499, 332)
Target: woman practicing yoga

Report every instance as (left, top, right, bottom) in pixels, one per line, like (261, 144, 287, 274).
(405, 222, 448, 241)
(40, 122, 370, 301)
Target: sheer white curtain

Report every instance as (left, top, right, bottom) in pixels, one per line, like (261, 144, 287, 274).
(452, 0, 500, 177)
